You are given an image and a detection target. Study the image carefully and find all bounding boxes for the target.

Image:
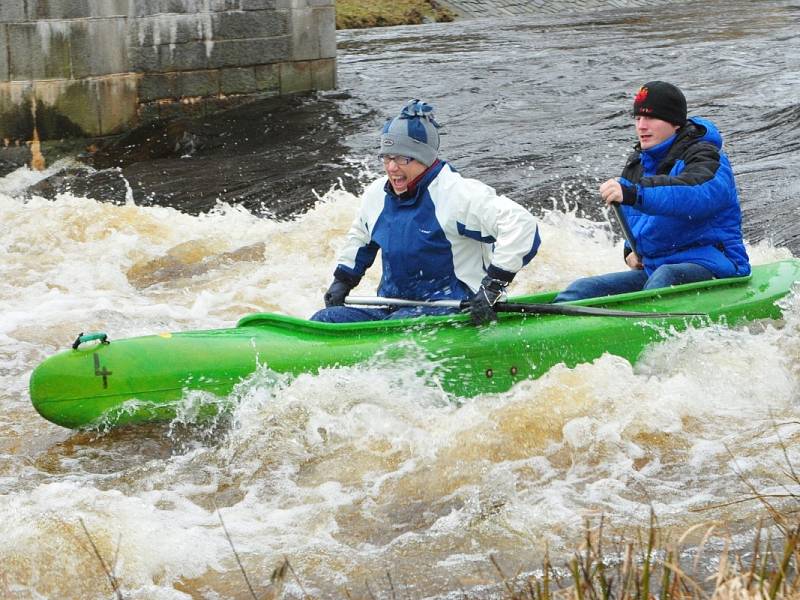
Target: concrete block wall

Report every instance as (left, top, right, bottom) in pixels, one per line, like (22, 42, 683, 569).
(0, 0, 336, 143)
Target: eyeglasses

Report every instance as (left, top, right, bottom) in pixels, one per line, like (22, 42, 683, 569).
(381, 155, 413, 166)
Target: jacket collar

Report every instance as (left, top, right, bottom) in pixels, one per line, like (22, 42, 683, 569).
(640, 133, 677, 171)
(384, 160, 444, 206)
(626, 120, 710, 175)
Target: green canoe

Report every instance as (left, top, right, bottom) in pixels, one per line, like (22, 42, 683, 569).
(29, 259, 800, 429)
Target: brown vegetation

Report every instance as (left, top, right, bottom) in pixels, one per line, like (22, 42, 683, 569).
(336, 0, 456, 29)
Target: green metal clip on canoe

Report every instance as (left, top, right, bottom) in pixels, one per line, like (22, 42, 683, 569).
(29, 259, 800, 430)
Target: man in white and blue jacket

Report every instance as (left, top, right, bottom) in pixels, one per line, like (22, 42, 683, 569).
(555, 81, 750, 302)
(311, 99, 541, 325)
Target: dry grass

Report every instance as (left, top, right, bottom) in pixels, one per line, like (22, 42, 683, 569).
(79, 517, 124, 600)
(335, 0, 456, 29)
(488, 513, 800, 600)
(490, 436, 800, 600)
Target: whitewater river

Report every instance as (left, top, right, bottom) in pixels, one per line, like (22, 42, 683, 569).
(2, 0, 800, 597)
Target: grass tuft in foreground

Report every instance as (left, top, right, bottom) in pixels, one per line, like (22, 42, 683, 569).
(490, 503, 800, 600)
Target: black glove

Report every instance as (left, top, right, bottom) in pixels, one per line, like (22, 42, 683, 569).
(468, 276, 507, 326)
(323, 278, 353, 308)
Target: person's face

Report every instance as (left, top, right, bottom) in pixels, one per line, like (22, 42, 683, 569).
(383, 155, 427, 194)
(635, 115, 680, 150)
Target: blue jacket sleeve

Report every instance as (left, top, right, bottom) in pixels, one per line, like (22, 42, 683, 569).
(634, 142, 735, 221)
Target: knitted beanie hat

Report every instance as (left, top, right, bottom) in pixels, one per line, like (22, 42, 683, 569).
(379, 99, 441, 166)
(633, 81, 687, 126)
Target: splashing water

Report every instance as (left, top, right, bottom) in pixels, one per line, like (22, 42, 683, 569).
(1, 168, 798, 596)
(3, 0, 800, 595)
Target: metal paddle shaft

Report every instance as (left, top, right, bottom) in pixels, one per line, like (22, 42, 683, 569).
(345, 296, 704, 318)
(347, 296, 461, 309)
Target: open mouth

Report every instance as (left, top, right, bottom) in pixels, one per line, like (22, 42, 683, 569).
(390, 175, 407, 190)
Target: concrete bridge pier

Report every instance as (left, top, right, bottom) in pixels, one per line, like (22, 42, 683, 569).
(0, 0, 336, 168)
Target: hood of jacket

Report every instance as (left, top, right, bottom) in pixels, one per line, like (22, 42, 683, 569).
(681, 116, 722, 149)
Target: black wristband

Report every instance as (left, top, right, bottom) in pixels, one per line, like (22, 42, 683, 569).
(332, 267, 362, 288)
(621, 183, 637, 206)
(486, 264, 515, 284)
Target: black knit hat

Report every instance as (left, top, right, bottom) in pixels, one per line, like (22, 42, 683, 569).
(632, 81, 687, 126)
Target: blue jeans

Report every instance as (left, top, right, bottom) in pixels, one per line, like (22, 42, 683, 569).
(310, 305, 460, 323)
(553, 263, 715, 303)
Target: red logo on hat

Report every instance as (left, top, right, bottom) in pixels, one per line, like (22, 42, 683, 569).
(634, 86, 649, 105)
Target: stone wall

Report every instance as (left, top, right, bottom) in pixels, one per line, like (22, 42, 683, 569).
(0, 0, 336, 143)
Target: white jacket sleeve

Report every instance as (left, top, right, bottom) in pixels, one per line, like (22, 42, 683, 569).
(334, 178, 385, 280)
(438, 171, 540, 280)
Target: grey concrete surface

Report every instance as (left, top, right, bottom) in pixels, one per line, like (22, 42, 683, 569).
(0, 0, 336, 142)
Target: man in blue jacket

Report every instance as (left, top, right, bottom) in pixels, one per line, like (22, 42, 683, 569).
(555, 81, 750, 302)
(311, 99, 541, 325)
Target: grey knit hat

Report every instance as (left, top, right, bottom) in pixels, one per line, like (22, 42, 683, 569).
(379, 99, 441, 166)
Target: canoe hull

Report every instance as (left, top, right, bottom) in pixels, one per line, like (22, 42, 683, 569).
(29, 259, 800, 429)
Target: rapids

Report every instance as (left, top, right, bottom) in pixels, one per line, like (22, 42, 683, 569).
(2, 0, 799, 597)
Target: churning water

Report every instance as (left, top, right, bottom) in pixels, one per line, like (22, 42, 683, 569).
(2, 0, 800, 597)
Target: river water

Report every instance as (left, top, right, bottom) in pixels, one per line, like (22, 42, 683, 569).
(2, 1, 800, 598)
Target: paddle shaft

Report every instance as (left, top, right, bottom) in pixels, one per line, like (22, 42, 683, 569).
(611, 202, 638, 256)
(348, 296, 462, 308)
(345, 296, 703, 318)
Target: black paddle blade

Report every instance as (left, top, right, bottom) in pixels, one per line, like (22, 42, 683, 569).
(493, 302, 705, 318)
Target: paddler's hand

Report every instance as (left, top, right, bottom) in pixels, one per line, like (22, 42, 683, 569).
(599, 179, 623, 205)
(600, 179, 637, 206)
(625, 251, 644, 270)
(468, 276, 507, 326)
(323, 278, 353, 307)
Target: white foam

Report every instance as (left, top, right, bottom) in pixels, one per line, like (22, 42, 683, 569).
(2, 175, 799, 596)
